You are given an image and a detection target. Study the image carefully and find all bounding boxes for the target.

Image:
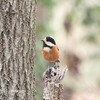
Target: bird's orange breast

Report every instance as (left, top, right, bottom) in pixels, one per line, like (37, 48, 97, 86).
(42, 46, 60, 62)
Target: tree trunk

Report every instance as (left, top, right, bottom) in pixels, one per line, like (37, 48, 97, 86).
(0, 0, 36, 100)
(43, 61, 67, 100)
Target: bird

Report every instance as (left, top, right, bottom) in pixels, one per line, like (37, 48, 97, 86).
(41, 36, 60, 62)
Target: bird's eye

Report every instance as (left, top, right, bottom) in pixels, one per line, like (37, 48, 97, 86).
(46, 37, 49, 41)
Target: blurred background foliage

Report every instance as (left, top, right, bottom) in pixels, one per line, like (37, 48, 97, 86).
(36, 0, 100, 100)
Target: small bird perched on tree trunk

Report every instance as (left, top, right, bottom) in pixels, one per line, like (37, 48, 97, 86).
(41, 36, 60, 62)
(42, 37, 67, 100)
(41, 36, 67, 84)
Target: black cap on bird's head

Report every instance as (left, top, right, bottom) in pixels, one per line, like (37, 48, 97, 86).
(41, 36, 56, 48)
(46, 36, 56, 45)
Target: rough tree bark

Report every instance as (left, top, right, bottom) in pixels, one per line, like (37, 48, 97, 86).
(43, 61, 67, 100)
(0, 0, 36, 100)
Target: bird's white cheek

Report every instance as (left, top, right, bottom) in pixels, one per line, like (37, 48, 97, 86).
(45, 41, 54, 47)
(43, 47, 50, 52)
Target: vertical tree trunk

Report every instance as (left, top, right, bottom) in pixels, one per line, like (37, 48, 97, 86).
(0, 0, 36, 100)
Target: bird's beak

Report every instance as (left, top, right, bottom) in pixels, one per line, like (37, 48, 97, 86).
(41, 39, 44, 42)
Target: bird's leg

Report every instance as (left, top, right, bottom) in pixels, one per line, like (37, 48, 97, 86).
(52, 60, 60, 69)
(48, 62, 55, 68)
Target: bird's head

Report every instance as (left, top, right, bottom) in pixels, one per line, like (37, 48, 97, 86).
(41, 36, 56, 48)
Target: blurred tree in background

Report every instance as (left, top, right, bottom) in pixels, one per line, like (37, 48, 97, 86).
(36, 0, 100, 100)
